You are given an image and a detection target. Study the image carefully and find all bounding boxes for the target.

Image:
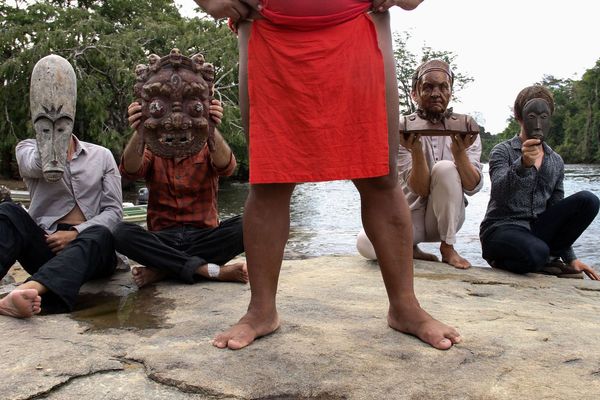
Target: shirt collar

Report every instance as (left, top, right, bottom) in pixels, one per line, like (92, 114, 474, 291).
(70, 135, 88, 160)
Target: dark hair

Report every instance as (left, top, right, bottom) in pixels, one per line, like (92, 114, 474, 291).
(411, 59, 454, 92)
(513, 85, 554, 121)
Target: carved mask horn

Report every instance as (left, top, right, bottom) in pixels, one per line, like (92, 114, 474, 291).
(30, 54, 76, 183)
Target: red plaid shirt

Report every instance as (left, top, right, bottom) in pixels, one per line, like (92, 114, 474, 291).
(120, 147, 236, 231)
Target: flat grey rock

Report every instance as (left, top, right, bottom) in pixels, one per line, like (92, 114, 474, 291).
(2, 257, 600, 399)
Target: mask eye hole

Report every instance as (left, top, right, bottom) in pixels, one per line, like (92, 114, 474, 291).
(149, 100, 166, 118)
(188, 102, 204, 117)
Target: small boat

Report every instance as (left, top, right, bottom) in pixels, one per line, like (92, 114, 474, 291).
(6, 188, 147, 224)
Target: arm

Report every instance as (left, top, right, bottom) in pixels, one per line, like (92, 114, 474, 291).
(194, 0, 254, 22)
(15, 139, 44, 179)
(121, 102, 146, 175)
(75, 148, 123, 233)
(488, 142, 536, 204)
(210, 128, 237, 174)
(372, 0, 424, 12)
(451, 133, 482, 194)
(399, 133, 430, 197)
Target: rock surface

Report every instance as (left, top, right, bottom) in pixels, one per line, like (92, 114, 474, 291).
(2, 256, 600, 400)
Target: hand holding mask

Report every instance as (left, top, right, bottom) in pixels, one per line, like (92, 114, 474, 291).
(133, 49, 216, 158)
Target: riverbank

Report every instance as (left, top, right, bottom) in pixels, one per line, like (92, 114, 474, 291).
(2, 256, 599, 399)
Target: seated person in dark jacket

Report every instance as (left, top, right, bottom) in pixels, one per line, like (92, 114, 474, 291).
(0, 55, 122, 318)
(480, 85, 599, 279)
(114, 50, 246, 288)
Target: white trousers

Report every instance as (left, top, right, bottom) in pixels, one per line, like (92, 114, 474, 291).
(356, 160, 466, 260)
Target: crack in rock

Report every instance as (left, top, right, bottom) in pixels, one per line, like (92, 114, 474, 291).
(25, 366, 124, 400)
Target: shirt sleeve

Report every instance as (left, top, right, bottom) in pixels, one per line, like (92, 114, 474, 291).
(488, 142, 536, 204)
(15, 139, 44, 178)
(75, 148, 123, 233)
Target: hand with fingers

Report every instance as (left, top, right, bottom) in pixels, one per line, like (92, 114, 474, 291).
(194, 0, 260, 23)
(206, 98, 224, 152)
(46, 230, 78, 254)
(521, 138, 543, 168)
(450, 133, 477, 157)
(127, 101, 145, 155)
(399, 132, 423, 153)
(570, 259, 600, 280)
(372, 0, 424, 13)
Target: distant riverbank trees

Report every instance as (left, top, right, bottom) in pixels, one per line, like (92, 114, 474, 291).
(483, 62, 600, 163)
(2, 1, 599, 179)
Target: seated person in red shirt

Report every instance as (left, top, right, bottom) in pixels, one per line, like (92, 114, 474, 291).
(114, 51, 246, 287)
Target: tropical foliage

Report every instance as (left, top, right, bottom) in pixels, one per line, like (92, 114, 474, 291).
(2, 1, 598, 179)
(486, 62, 600, 163)
(0, 0, 243, 177)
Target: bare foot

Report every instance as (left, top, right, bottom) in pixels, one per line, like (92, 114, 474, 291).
(388, 301, 461, 350)
(213, 309, 280, 350)
(0, 289, 42, 318)
(440, 242, 470, 269)
(413, 245, 439, 262)
(131, 266, 168, 288)
(213, 262, 248, 283)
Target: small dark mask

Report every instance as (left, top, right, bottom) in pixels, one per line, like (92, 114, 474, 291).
(522, 98, 551, 141)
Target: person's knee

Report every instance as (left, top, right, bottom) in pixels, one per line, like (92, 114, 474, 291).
(575, 190, 600, 215)
(431, 160, 459, 184)
(113, 222, 139, 242)
(80, 225, 113, 245)
(356, 229, 376, 260)
(0, 201, 27, 217)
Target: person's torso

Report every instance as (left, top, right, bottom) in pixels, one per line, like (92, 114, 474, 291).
(25, 139, 111, 232)
(145, 147, 219, 231)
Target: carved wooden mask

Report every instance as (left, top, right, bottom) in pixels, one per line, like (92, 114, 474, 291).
(134, 49, 215, 158)
(30, 54, 76, 183)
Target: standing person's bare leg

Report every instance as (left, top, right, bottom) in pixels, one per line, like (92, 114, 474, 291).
(213, 183, 295, 349)
(360, 11, 460, 350)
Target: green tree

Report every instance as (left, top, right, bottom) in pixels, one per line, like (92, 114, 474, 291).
(392, 31, 474, 114)
(0, 0, 243, 178)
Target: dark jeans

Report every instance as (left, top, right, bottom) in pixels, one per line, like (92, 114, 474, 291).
(0, 202, 117, 313)
(113, 215, 244, 284)
(482, 191, 599, 274)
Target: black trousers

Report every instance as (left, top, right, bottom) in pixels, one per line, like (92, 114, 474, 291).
(0, 202, 117, 313)
(113, 215, 244, 284)
(481, 191, 599, 274)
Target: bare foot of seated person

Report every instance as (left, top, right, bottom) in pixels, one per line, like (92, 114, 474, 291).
(0, 289, 42, 318)
(440, 241, 471, 269)
(131, 262, 249, 288)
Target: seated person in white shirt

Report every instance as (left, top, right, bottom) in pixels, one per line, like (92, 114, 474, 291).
(357, 59, 483, 269)
(0, 55, 122, 318)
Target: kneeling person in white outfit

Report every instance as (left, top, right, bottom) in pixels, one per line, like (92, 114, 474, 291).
(357, 59, 483, 269)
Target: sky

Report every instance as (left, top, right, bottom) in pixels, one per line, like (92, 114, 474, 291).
(174, 0, 600, 134)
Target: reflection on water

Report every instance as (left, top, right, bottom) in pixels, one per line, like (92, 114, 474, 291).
(71, 286, 174, 331)
(211, 164, 600, 269)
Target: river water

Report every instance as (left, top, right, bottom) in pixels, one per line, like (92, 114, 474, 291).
(216, 164, 600, 269)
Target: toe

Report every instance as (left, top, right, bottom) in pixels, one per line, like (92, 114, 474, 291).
(436, 338, 452, 350)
